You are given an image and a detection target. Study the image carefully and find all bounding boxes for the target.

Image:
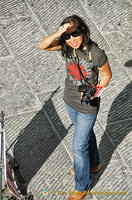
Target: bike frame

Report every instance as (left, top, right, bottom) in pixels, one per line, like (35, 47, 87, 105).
(0, 111, 5, 200)
(0, 112, 23, 200)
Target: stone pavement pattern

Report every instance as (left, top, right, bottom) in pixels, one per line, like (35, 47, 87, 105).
(0, 0, 132, 199)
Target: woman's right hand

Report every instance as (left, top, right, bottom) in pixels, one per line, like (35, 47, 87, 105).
(55, 23, 72, 38)
(39, 23, 72, 50)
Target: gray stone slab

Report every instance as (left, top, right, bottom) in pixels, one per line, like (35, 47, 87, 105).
(38, 88, 71, 130)
(38, 88, 74, 158)
(5, 109, 74, 200)
(79, 0, 132, 64)
(106, 119, 132, 171)
(89, 120, 132, 200)
(38, 88, 132, 200)
(92, 157, 132, 200)
(0, 0, 30, 19)
(79, 0, 132, 33)
(123, 63, 132, 80)
(83, 120, 132, 200)
(97, 52, 132, 127)
(5, 98, 131, 200)
(98, 80, 132, 127)
(2, 17, 66, 93)
(29, 143, 74, 200)
(37, 89, 132, 200)
(104, 31, 132, 64)
(0, 0, 132, 199)
(26, 0, 110, 50)
(0, 59, 41, 115)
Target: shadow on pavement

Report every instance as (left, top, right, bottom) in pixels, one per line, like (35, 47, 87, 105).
(91, 81, 132, 189)
(124, 59, 132, 67)
(12, 87, 71, 195)
(12, 81, 132, 195)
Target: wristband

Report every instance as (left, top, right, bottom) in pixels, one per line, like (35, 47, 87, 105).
(94, 86, 105, 97)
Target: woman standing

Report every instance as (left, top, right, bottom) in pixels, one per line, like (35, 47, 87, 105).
(40, 15, 112, 200)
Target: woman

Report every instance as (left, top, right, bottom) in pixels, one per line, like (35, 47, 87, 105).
(40, 15, 112, 200)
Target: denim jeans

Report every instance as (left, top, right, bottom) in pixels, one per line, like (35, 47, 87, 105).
(65, 102, 99, 192)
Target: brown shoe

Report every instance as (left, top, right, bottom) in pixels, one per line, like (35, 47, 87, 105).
(69, 167, 75, 176)
(90, 165, 100, 173)
(68, 189, 89, 200)
(69, 165, 100, 176)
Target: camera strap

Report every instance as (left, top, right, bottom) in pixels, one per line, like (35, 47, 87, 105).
(73, 46, 94, 86)
(73, 49, 86, 84)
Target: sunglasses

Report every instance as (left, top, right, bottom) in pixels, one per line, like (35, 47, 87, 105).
(62, 30, 81, 40)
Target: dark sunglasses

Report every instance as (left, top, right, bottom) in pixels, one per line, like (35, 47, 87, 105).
(62, 30, 81, 40)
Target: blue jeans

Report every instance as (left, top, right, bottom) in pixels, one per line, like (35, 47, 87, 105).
(65, 102, 99, 192)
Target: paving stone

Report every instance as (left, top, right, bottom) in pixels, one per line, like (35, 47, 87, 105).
(27, 0, 110, 50)
(0, 0, 29, 19)
(106, 119, 132, 171)
(79, 0, 132, 65)
(123, 62, 132, 78)
(33, 88, 132, 200)
(97, 53, 131, 127)
(37, 89, 132, 200)
(79, 0, 132, 33)
(1, 0, 132, 200)
(5, 110, 73, 198)
(38, 88, 74, 158)
(2, 17, 66, 93)
(106, 82, 132, 122)
(0, 59, 41, 116)
(84, 120, 132, 200)
(104, 31, 132, 64)
(29, 143, 74, 200)
(92, 157, 132, 200)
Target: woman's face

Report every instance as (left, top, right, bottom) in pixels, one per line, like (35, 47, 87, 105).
(64, 24, 83, 49)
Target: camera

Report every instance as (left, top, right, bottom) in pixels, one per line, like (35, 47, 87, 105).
(78, 84, 96, 105)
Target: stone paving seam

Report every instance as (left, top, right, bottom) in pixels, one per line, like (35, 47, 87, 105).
(103, 50, 132, 81)
(103, 47, 131, 80)
(96, 119, 116, 147)
(103, 30, 125, 37)
(24, 0, 47, 35)
(0, 33, 42, 113)
(0, 35, 10, 57)
(103, 31, 132, 78)
(78, 0, 132, 176)
(92, 196, 98, 200)
(0, 33, 14, 58)
(108, 57, 132, 82)
(1, 1, 131, 199)
(4, 107, 42, 120)
(78, 0, 132, 78)
(97, 118, 132, 176)
(23, 0, 65, 78)
(78, 0, 111, 48)
(104, 117, 132, 125)
(0, 55, 11, 61)
(111, 56, 132, 81)
(42, 108, 73, 162)
(24, 0, 62, 63)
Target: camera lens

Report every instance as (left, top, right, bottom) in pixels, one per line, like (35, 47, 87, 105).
(81, 93, 90, 105)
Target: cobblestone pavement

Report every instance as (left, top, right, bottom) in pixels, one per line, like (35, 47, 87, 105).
(0, 0, 132, 199)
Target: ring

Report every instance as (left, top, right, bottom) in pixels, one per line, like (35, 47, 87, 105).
(60, 25, 64, 30)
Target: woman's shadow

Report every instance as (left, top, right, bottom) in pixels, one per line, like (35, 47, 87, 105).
(12, 87, 72, 195)
(11, 80, 132, 195)
(91, 81, 132, 188)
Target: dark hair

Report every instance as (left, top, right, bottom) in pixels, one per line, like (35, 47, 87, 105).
(59, 15, 94, 58)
